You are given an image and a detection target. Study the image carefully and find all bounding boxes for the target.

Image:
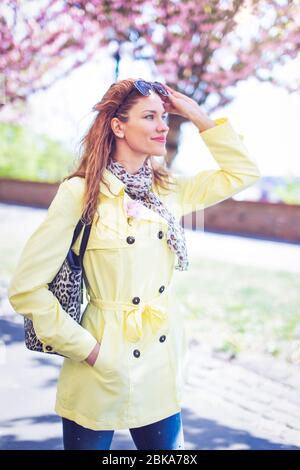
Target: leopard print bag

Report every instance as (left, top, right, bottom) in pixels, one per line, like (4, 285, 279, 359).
(24, 218, 92, 356)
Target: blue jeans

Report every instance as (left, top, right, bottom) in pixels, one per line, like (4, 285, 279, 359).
(62, 412, 185, 450)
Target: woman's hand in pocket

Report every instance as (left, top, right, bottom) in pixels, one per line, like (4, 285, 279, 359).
(85, 342, 101, 367)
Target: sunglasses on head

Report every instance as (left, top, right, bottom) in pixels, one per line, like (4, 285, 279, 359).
(134, 78, 170, 97)
(113, 79, 170, 116)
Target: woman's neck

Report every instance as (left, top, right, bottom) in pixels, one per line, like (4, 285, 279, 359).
(112, 157, 148, 175)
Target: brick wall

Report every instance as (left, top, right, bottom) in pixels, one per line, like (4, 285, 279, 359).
(182, 199, 300, 243)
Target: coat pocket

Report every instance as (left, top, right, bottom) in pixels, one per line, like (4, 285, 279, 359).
(86, 216, 130, 250)
(87, 233, 130, 250)
(90, 320, 113, 375)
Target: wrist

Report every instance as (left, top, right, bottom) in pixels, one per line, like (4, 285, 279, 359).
(188, 111, 216, 132)
(85, 342, 100, 366)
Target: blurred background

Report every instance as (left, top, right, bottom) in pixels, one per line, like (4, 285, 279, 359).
(1, 0, 300, 450)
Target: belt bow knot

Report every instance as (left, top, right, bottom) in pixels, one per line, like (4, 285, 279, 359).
(123, 303, 169, 342)
(88, 288, 170, 343)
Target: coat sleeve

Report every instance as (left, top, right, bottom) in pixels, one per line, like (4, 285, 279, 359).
(7, 178, 98, 362)
(174, 117, 261, 217)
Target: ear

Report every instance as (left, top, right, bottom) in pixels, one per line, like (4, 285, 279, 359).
(111, 117, 125, 138)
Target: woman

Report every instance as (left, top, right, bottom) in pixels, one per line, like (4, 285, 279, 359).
(8, 78, 261, 450)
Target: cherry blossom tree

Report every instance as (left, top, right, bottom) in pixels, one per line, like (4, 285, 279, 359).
(1, 0, 299, 162)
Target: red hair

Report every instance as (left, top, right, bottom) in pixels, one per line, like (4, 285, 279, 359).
(63, 78, 177, 225)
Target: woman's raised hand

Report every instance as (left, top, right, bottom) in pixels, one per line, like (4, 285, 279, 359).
(161, 84, 202, 120)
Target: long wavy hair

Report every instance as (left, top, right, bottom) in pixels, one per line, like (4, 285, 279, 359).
(63, 78, 177, 225)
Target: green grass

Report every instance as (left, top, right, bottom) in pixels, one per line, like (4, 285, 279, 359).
(0, 122, 76, 182)
(172, 258, 300, 364)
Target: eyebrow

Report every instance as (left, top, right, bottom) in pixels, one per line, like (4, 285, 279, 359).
(142, 110, 168, 114)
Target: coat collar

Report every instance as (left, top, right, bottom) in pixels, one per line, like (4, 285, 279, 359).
(100, 168, 126, 198)
(99, 168, 169, 226)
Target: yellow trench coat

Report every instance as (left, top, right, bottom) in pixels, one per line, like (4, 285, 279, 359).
(8, 118, 261, 430)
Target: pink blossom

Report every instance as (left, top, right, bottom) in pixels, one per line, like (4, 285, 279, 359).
(2, 0, 299, 108)
(124, 199, 143, 219)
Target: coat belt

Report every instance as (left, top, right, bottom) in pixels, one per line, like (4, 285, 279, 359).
(88, 289, 170, 343)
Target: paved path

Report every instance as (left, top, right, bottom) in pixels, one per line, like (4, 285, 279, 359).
(1, 311, 300, 450)
(1, 203, 300, 450)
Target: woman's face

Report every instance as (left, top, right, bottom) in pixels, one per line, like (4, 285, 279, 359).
(112, 91, 170, 158)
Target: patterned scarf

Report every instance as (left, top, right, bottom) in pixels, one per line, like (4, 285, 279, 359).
(106, 158, 189, 271)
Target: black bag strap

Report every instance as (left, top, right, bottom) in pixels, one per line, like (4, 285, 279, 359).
(79, 221, 92, 260)
(70, 218, 85, 247)
(69, 218, 93, 304)
(70, 218, 92, 263)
